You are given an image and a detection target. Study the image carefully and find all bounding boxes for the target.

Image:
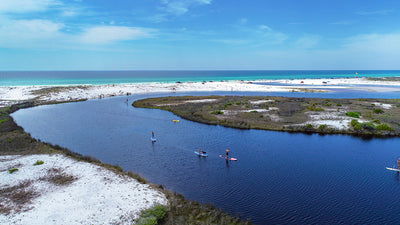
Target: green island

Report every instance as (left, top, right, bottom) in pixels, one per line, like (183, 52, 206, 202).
(133, 95, 400, 137)
(0, 102, 251, 225)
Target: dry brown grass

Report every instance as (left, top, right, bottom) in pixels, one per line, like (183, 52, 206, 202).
(39, 168, 77, 186)
(0, 180, 39, 215)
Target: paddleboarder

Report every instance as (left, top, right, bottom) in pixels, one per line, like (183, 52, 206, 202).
(226, 149, 230, 158)
(397, 157, 400, 169)
(151, 131, 154, 138)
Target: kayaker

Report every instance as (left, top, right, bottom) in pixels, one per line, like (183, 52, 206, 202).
(226, 149, 230, 158)
(198, 148, 202, 154)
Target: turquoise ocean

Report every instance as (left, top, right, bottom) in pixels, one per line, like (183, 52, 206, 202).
(1, 70, 400, 86)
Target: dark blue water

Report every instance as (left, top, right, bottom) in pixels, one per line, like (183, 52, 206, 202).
(11, 91, 400, 224)
(1, 70, 400, 86)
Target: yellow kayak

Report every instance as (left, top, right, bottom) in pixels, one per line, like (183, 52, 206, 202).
(172, 120, 180, 122)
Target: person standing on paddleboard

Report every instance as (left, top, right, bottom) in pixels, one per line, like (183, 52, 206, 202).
(152, 131, 154, 138)
(226, 149, 230, 158)
(397, 157, 400, 169)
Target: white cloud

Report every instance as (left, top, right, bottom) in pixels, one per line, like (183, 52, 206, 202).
(256, 25, 288, 44)
(160, 0, 212, 16)
(259, 25, 272, 31)
(296, 35, 321, 49)
(0, 0, 61, 13)
(79, 26, 155, 45)
(343, 33, 400, 53)
(0, 15, 156, 48)
(238, 18, 248, 25)
(0, 18, 64, 47)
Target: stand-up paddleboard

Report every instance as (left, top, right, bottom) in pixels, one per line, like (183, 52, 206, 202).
(219, 155, 237, 161)
(195, 151, 208, 157)
(386, 167, 400, 172)
(151, 137, 156, 142)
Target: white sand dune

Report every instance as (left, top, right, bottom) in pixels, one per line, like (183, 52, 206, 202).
(0, 154, 167, 225)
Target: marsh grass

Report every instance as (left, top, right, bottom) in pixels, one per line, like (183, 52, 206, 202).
(162, 192, 252, 225)
(134, 96, 400, 137)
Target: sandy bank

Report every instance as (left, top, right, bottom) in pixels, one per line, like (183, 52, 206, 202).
(2, 77, 399, 107)
(0, 154, 167, 225)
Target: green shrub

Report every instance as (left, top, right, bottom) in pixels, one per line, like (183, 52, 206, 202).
(34, 160, 44, 166)
(353, 123, 363, 131)
(377, 123, 393, 131)
(0, 118, 9, 126)
(346, 111, 360, 118)
(306, 124, 314, 129)
(336, 103, 342, 106)
(137, 205, 168, 225)
(211, 110, 224, 115)
(307, 105, 324, 111)
(362, 122, 376, 131)
(115, 166, 123, 172)
(373, 119, 381, 124)
(9, 168, 18, 174)
(318, 124, 327, 130)
(350, 119, 359, 127)
(373, 108, 384, 114)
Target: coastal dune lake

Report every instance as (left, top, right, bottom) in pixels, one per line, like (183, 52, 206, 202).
(12, 91, 400, 224)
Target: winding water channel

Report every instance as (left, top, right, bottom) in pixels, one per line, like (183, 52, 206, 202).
(12, 90, 400, 224)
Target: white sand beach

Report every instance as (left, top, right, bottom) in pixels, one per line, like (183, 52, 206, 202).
(1, 77, 400, 107)
(0, 154, 167, 225)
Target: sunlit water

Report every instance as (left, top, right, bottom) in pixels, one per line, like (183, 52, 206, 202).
(11, 91, 400, 224)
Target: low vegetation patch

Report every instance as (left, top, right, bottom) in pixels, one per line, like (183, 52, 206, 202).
(377, 123, 393, 131)
(33, 160, 44, 166)
(134, 96, 400, 137)
(8, 168, 19, 174)
(210, 110, 224, 115)
(136, 204, 168, 225)
(346, 111, 361, 118)
(39, 168, 77, 186)
(162, 192, 251, 225)
(0, 118, 9, 126)
(0, 180, 39, 215)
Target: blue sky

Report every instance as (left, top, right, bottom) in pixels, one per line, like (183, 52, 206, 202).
(0, 0, 399, 70)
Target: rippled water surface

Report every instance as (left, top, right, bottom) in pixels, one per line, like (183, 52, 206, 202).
(12, 91, 400, 224)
